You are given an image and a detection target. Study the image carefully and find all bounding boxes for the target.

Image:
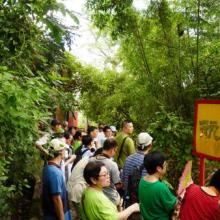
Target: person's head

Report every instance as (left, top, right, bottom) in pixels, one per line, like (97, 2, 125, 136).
(209, 169, 220, 193)
(84, 161, 110, 188)
(103, 138, 117, 157)
(87, 126, 98, 139)
(94, 147, 103, 156)
(110, 125, 117, 137)
(98, 123, 104, 132)
(68, 126, 77, 136)
(74, 130, 82, 141)
(137, 132, 153, 153)
(48, 138, 67, 160)
(62, 121, 68, 131)
(82, 135, 93, 147)
(103, 126, 112, 138)
(51, 119, 62, 132)
(144, 151, 167, 177)
(122, 120, 134, 135)
(63, 131, 73, 145)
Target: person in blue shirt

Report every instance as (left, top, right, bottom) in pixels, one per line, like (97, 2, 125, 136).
(42, 138, 71, 220)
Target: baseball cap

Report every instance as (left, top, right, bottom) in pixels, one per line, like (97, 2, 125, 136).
(110, 125, 117, 132)
(137, 132, 153, 149)
(49, 138, 68, 152)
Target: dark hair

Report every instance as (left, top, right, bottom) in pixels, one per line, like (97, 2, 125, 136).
(84, 161, 105, 185)
(98, 123, 104, 130)
(68, 126, 77, 133)
(103, 138, 117, 151)
(209, 169, 220, 192)
(51, 119, 61, 127)
(103, 125, 111, 133)
(144, 151, 166, 175)
(74, 130, 82, 140)
(137, 144, 151, 151)
(63, 131, 71, 140)
(94, 147, 103, 156)
(87, 126, 97, 134)
(82, 135, 93, 146)
(122, 120, 132, 128)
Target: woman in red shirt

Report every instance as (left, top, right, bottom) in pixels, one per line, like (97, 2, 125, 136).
(179, 169, 220, 220)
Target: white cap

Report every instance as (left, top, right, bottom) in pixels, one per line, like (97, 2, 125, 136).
(137, 132, 153, 149)
(110, 125, 117, 132)
(49, 138, 68, 152)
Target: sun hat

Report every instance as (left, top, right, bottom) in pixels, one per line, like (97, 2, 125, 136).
(49, 138, 68, 152)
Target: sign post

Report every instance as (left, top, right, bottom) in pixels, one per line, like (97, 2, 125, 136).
(199, 157, 205, 186)
(193, 100, 220, 185)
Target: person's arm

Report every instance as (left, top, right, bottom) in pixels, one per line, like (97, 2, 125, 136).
(52, 194, 65, 220)
(117, 203, 139, 220)
(111, 162, 123, 190)
(64, 155, 76, 166)
(35, 144, 49, 156)
(126, 138, 136, 155)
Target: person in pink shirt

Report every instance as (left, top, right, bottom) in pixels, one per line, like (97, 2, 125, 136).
(179, 169, 220, 220)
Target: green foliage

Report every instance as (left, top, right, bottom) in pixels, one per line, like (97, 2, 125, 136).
(147, 108, 193, 188)
(83, 0, 220, 187)
(0, 1, 80, 217)
(85, 0, 220, 119)
(0, 70, 50, 217)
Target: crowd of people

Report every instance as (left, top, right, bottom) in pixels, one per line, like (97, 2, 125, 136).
(36, 119, 220, 220)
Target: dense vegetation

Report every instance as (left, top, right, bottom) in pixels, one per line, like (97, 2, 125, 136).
(81, 0, 220, 186)
(0, 0, 220, 218)
(0, 1, 81, 218)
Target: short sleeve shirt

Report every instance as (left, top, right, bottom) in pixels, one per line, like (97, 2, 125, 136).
(42, 163, 71, 220)
(115, 132, 135, 168)
(138, 178, 176, 220)
(122, 151, 147, 192)
(89, 156, 121, 205)
(179, 184, 219, 220)
(80, 187, 118, 220)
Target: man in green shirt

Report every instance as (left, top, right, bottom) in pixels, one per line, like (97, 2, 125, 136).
(138, 151, 177, 220)
(114, 121, 135, 169)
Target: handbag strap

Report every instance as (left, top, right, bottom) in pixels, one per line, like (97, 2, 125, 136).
(117, 136, 128, 163)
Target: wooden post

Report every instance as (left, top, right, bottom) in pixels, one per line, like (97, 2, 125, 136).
(199, 157, 205, 186)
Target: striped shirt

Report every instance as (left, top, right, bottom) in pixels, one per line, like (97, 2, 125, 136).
(121, 151, 147, 193)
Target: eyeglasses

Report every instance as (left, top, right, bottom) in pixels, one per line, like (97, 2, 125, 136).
(98, 172, 109, 178)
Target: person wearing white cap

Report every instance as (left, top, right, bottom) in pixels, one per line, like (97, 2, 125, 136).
(42, 138, 71, 220)
(110, 125, 117, 137)
(122, 132, 153, 208)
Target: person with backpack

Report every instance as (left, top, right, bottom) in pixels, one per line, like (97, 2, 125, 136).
(122, 132, 153, 208)
(72, 135, 96, 169)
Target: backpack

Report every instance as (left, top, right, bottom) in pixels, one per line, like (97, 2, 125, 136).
(71, 146, 89, 171)
(125, 164, 144, 207)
